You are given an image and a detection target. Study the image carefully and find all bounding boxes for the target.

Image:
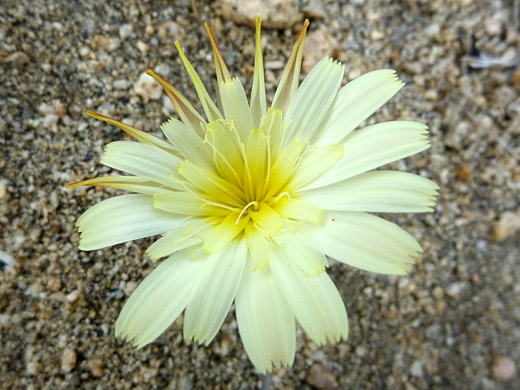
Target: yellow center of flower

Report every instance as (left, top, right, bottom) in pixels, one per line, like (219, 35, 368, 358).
(156, 107, 342, 269)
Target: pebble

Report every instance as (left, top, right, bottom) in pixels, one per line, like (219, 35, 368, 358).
(134, 72, 163, 103)
(66, 290, 81, 303)
(446, 282, 464, 298)
(410, 360, 424, 378)
(47, 278, 61, 292)
(302, 0, 327, 20)
(136, 41, 148, 54)
(157, 21, 184, 41)
(87, 359, 104, 377)
(0, 181, 6, 198)
(0, 250, 15, 268)
(491, 211, 520, 241)
(91, 35, 120, 52)
(3, 51, 29, 68)
(306, 363, 338, 389)
(119, 24, 133, 40)
(491, 356, 516, 381)
(302, 29, 339, 73)
(217, 0, 302, 29)
(61, 348, 77, 373)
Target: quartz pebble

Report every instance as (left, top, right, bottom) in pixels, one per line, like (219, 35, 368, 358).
(217, 0, 302, 29)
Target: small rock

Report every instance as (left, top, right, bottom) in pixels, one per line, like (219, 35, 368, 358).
(456, 162, 471, 181)
(3, 51, 29, 68)
(410, 360, 424, 378)
(446, 282, 464, 298)
(91, 35, 120, 52)
(134, 72, 163, 103)
(26, 361, 42, 376)
(303, 0, 327, 20)
(370, 29, 384, 40)
(87, 359, 104, 377)
(119, 24, 133, 40)
(136, 41, 148, 54)
(218, 0, 302, 29)
(158, 21, 184, 41)
(66, 290, 81, 303)
(113, 79, 130, 90)
(124, 281, 137, 296)
(306, 363, 338, 389)
(491, 211, 520, 241)
(0, 181, 6, 198)
(0, 250, 15, 271)
(432, 285, 444, 300)
(492, 357, 516, 381)
(61, 348, 77, 373)
(302, 29, 339, 73)
(47, 278, 62, 292)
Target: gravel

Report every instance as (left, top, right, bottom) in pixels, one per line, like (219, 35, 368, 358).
(1, 0, 519, 389)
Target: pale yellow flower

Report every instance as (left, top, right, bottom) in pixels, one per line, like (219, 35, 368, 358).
(68, 18, 438, 373)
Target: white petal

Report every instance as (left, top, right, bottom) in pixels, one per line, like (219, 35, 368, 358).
(77, 194, 183, 250)
(313, 69, 404, 147)
(146, 217, 216, 260)
(270, 249, 348, 346)
(283, 57, 344, 146)
(235, 259, 295, 373)
(272, 230, 328, 276)
(183, 239, 248, 345)
(101, 141, 182, 189)
(315, 211, 422, 275)
(161, 118, 214, 170)
(115, 249, 208, 348)
(220, 78, 253, 141)
(298, 171, 438, 213)
(304, 121, 430, 190)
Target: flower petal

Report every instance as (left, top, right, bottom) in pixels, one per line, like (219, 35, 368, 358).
(66, 175, 165, 195)
(77, 194, 183, 250)
(283, 57, 344, 146)
(174, 41, 223, 122)
(86, 110, 175, 152)
(313, 69, 404, 147)
(288, 143, 344, 191)
(203, 212, 250, 253)
(315, 211, 423, 275)
(235, 259, 295, 374)
(270, 248, 348, 346)
(161, 118, 214, 170)
(304, 121, 430, 190)
(250, 17, 266, 128)
(153, 191, 207, 216)
(184, 239, 247, 345)
(115, 249, 208, 348)
(146, 217, 218, 260)
(146, 70, 207, 136)
(272, 230, 327, 276)
(220, 78, 254, 142)
(299, 171, 439, 213)
(271, 20, 309, 113)
(272, 197, 322, 224)
(245, 223, 271, 270)
(101, 141, 182, 190)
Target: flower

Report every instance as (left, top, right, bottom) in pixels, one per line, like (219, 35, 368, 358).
(67, 18, 438, 373)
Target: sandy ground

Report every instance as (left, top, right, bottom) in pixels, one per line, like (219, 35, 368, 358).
(1, 0, 519, 389)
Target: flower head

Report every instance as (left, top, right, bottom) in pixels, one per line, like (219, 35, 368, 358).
(68, 18, 438, 373)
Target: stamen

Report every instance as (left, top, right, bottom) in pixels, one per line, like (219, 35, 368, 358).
(204, 133, 244, 188)
(202, 201, 240, 213)
(236, 201, 259, 225)
(240, 142, 254, 202)
(252, 221, 271, 234)
(274, 192, 291, 202)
